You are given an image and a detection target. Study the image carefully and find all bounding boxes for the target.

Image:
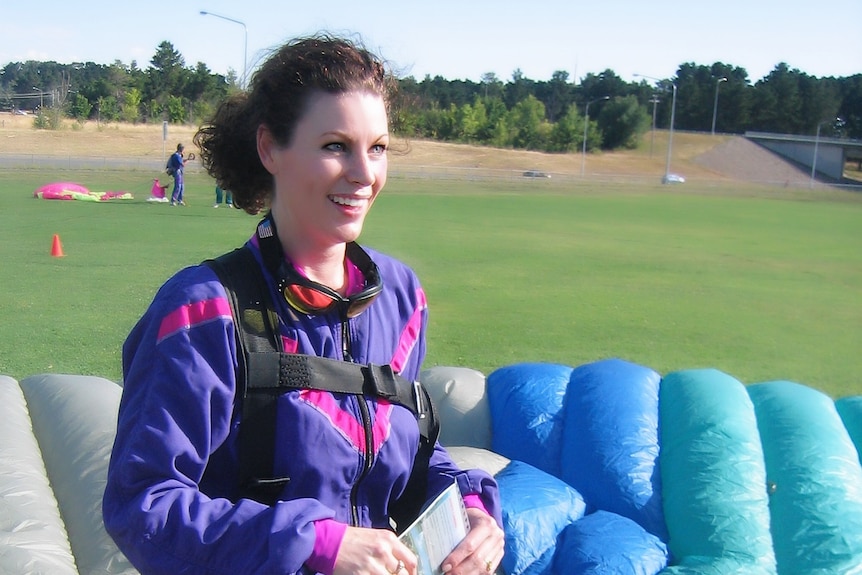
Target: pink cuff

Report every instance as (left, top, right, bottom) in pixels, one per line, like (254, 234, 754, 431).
(462, 494, 490, 516)
(306, 519, 347, 575)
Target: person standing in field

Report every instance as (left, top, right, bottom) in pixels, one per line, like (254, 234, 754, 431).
(213, 184, 233, 208)
(167, 143, 189, 206)
(103, 33, 504, 575)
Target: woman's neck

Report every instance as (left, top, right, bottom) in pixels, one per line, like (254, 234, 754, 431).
(284, 240, 348, 293)
(270, 209, 349, 292)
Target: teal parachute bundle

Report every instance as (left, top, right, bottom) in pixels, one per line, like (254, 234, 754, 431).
(749, 381, 862, 574)
(836, 395, 862, 460)
(659, 369, 775, 574)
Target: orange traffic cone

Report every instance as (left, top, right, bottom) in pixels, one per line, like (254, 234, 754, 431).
(50, 234, 65, 257)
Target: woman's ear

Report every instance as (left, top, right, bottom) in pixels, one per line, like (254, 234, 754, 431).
(257, 125, 279, 175)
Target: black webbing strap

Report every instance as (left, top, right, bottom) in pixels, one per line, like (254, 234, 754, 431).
(205, 247, 285, 502)
(204, 246, 438, 526)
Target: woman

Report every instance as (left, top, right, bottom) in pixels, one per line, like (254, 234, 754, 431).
(103, 34, 504, 575)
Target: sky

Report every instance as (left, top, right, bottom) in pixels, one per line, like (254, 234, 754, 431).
(2, 0, 860, 86)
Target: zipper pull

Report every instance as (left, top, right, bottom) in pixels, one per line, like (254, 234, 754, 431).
(341, 320, 353, 362)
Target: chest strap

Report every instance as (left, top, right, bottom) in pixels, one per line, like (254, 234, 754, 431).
(204, 245, 438, 528)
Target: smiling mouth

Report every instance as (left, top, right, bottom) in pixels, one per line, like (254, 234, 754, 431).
(330, 196, 366, 207)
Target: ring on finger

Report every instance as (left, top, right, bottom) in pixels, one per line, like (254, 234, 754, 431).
(390, 559, 405, 574)
(485, 559, 493, 573)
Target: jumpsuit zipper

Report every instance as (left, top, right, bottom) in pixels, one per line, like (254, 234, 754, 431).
(350, 397, 374, 525)
(341, 313, 375, 526)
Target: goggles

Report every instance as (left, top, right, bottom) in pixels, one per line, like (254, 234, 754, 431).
(278, 247, 383, 318)
(257, 216, 383, 318)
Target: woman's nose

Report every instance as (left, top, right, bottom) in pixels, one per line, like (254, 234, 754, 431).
(347, 153, 375, 186)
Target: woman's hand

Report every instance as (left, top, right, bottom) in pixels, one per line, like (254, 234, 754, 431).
(441, 508, 505, 575)
(333, 526, 418, 575)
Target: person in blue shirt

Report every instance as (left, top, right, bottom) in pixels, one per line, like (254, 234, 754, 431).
(167, 143, 188, 205)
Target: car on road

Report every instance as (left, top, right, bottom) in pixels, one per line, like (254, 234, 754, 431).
(523, 170, 551, 178)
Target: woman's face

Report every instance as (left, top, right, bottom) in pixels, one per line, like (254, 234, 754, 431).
(259, 90, 389, 255)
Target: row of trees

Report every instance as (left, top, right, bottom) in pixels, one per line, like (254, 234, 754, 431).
(393, 63, 860, 152)
(1, 42, 236, 129)
(1, 41, 859, 153)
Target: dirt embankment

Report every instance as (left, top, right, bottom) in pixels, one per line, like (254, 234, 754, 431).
(1, 112, 856, 185)
(692, 137, 815, 186)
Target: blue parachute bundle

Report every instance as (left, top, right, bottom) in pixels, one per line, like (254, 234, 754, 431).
(748, 381, 862, 574)
(496, 460, 587, 575)
(836, 395, 862, 461)
(487, 363, 573, 477)
(658, 369, 775, 574)
(554, 510, 668, 575)
(560, 358, 666, 540)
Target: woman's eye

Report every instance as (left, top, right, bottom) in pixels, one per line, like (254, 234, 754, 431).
(370, 144, 387, 155)
(325, 142, 346, 152)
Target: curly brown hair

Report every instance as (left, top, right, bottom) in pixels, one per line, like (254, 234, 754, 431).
(193, 34, 393, 214)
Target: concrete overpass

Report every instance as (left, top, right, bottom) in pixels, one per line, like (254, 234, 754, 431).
(745, 131, 862, 184)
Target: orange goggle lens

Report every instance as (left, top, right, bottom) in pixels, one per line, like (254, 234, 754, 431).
(282, 280, 380, 319)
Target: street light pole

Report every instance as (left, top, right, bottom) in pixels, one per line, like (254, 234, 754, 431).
(581, 96, 609, 176)
(635, 73, 677, 183)
(32, 86, 43, 109)
(200, 10, 248, 89)
(665, 83, 677, 182)
(809, 117, 841, 188)
(648, 96, 659, 157)
(711, 77, 727, 135)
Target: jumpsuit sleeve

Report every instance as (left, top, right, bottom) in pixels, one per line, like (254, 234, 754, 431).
(102, 265, 338, 575)
(428, 444, 503, 529)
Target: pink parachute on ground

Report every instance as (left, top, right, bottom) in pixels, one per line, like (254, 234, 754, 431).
(34, 182, 133, 202)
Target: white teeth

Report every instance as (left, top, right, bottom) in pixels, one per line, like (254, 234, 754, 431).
(331, 196, 365, 207)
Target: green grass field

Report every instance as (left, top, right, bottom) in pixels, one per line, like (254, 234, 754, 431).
(1, 169, 860, 399)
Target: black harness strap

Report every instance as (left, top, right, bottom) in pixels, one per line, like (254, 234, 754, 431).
(204, 247, 438, 528)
